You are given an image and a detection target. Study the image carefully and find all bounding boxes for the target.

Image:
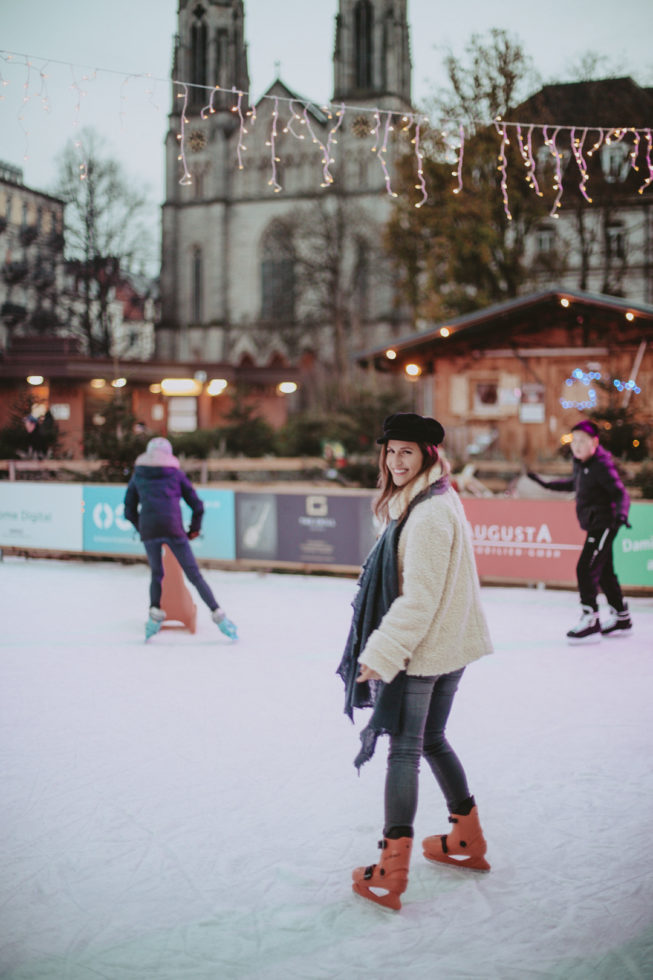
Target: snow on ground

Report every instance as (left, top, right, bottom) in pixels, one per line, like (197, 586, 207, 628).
(1, 555, 652, 980)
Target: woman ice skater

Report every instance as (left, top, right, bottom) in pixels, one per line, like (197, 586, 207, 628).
(338, 413, 493, 911)
(124, 437, 237, 641)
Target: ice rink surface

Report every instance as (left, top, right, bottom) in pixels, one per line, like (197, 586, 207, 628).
(1, 556, 652, 980)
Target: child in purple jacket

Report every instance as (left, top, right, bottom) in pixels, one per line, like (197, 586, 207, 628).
(124, 437, 237, 641)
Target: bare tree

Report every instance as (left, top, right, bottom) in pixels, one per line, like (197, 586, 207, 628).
(54, 128, 155, 355)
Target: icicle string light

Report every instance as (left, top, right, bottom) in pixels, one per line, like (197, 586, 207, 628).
(3, 49, 653, 204)
(323, 101, 345, 186)
(302, 103, 336, 187)
(200, 84, 220, 119)
(375, 111, 397, 198)
(452, 122, 464, 195)
(233, 89, 249, 170)
(413, 117, 427, 207)
(570, 127, 592, 203)
(265, 96, 282, 193)
(494, 119, 512, 220)
(284, 99, 305, 140)
(175, 82, 192, 186)
(639, 130, 653, 195)
(548, 126, 564, 218)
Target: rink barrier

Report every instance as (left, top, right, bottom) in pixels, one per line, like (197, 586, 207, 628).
(0, 482, 651, 591)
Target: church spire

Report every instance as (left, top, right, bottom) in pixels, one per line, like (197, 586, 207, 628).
(333, 0, 412, 105)
(172, 0, 250, 114)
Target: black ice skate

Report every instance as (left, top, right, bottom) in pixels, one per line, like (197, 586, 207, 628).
(601, 604, 632, 637)
(566, 605, 601, 644)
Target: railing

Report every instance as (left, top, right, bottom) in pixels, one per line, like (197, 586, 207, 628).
(0, 457, 329, 482)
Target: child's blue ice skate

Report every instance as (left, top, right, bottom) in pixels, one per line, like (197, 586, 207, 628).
(212, 608, 238, 640)
(145, 606, 166, 641)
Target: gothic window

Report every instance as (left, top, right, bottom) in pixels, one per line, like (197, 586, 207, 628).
(190, 6, 208, 108)
(192, 246, 203, 322)
(260, 223, 295, 322)
(355, 0, 373, 90)
(216, 28, 229, 89)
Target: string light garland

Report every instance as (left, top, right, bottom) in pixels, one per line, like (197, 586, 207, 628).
(560, 368, 641, 409)
(2, 48, 653, 213)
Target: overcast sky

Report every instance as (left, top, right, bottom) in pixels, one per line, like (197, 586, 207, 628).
(2, 0, 652, 205)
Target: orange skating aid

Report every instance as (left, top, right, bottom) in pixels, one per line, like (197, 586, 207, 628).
(422, 805, 490, 872)
(352, 836, 413, 911)
(159, 544, 197, 634)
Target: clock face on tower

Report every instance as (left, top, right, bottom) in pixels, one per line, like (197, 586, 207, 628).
(189, 129, 207, 152)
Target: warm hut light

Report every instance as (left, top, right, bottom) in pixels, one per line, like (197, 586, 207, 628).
(560, 433, 573, 444)
(625, 312, 634, 321)
(277, 381, 298, 395)
(149, 383, 162, 394)
(633, 439, 640, 447)
(560, 297, 570, 308)
(207, 378, 229, 396)
(440, 327, 450, 337)
(26, 375, 44, 385)
(385, 349, 397, 360)
(90, 378, 106, 389)
(160, 378, 202, 396)
(405, 363, 422, 378)
(111, 377, 127, 388)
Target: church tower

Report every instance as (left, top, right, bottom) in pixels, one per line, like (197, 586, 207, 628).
(159, 1, 250, 360)
(333, 0, 411, 105)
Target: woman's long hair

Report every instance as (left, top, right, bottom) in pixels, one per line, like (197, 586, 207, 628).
(373, 442, 449, 524)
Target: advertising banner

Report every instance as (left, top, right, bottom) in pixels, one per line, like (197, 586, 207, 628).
(614, 502, 653, 588)
(83, 485, 143, 555)
(462, 498, 584, 585)
(82, 485, 236, 559)
(0, 483, 83, 550)
(276, 492, 376, 566)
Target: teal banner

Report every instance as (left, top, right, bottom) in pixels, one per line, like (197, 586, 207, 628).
(82, 485, 236, 560)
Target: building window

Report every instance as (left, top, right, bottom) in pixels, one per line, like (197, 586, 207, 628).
(536, 227, 555, 254)
(601, 143, 630, 184)
(168, 396, 198, 433)
(473, 381, 499, 415)
(192, 246, 203, 322)
(606, 225, 626, 260)
(261, 224, 295, 322)
(355, 0, 373, 90)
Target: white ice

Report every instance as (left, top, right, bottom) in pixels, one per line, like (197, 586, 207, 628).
(1, 556, 652, 980)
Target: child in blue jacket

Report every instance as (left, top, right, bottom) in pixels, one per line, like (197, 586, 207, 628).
(124, 437, 237, 641)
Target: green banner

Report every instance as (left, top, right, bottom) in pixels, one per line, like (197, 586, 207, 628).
(613, 502, 653, 587)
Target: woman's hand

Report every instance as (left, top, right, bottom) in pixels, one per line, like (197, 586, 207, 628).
(357, 664, 382, 683)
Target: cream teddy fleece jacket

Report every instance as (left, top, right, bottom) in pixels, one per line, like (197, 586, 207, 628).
(359, 463, 493, 683)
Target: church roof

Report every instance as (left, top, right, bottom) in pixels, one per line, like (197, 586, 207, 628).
(255, 78, 330, 125)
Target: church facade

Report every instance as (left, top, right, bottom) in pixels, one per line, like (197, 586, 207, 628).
(158, 0, 414, 391)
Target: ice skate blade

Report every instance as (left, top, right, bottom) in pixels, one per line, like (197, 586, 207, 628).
(352, 881, 401, 911)
(566, 634, 601, 645)
(601, 629, 632, 638)
(423, 853, 491, 873)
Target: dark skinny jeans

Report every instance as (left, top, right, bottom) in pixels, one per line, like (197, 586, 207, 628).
(384, 669, 470, 835)
(144, 536, 218, 611)
(576, 527, 625, 612)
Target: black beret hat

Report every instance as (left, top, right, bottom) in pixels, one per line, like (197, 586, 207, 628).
(376, 412, 445, 446)
(571, 420, 599, 438)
